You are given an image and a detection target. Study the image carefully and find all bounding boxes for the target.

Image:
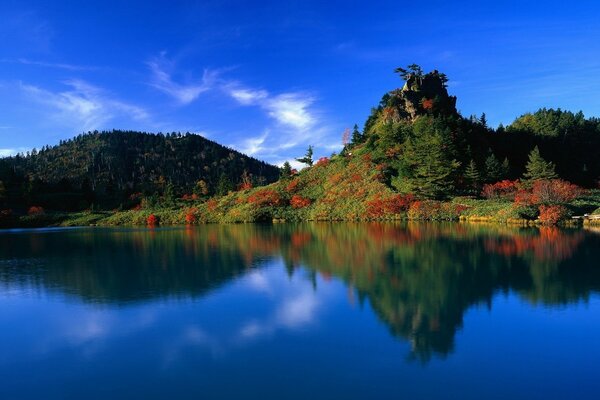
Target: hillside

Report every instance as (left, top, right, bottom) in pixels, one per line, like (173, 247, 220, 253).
(1, 65, 600, 228)
(0, 130, 279, 210)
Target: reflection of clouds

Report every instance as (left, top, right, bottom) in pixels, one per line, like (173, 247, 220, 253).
(162, 265, 336, 365)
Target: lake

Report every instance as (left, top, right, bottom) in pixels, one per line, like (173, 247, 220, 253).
(1, 223, 599, 399)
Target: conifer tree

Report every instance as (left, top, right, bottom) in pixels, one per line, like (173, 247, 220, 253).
(216, 173, 233, 196)
(351, 124, 362, 145)
(280, 161, 293, 179)
(484, 151, 503, 183)
(523, 146, 558, 181)
(501, 157, 510, 178)
(296, 145, 314, 167)
(398, 126, 460, 199)
(464, 159, 481, 195)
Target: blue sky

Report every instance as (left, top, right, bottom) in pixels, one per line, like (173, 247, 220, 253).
(1, 0, 600, 166)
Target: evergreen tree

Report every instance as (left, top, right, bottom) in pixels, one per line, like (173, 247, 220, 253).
(351, 124, 362, 145)
(296, 145, 314, 167)
(396, 123, 460, 199)
(523, 146, 558, 181)
(501, 157, 510, 178)
(280, 161, 293, 179)
(464, 159, 481, 195)
(484, 151, 503, 183)
(0, 180, 6, 205)
(216, 173, 233, 196)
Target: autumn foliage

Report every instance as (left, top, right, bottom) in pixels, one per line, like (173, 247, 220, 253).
(290, 195, 311, 209)
(538, 204, 568, 225)
(147, 214, 159, 226)
(515, 179, 583, 206)
(366, 194, 414, 218)
(247, 189, 282, 206)
(481, 180, 519, 200)
(27, 206, 45, 215)
(185, 208, 199, 224)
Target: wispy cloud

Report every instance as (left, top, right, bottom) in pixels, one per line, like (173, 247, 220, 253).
(20, 79, 151, 131)
(147, 54, 218, 104)
(1, 58, 98, 71)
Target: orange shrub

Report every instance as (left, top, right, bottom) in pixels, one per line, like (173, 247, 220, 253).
(286, 179, 301, 193)
(247, 189, 281, 206)
(530, 179, 584, 204)
(482, 180, 519, 200)
(206, 199, 218, 211)
(290, 195, 311, 209)
(422, 98, 434, 110)
(27, 206, 45, 215)
(185, 208, 198, 224)
(366, 194, 414, 218)
(147, 214, 159, 226)
(538, 204, 568, 225)
(316, 157, 330, 167)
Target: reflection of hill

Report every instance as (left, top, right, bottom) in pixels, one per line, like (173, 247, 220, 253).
(0, 226, 281, 304)
(1, 223, 599, 360)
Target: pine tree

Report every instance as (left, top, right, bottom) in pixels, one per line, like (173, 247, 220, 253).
(351, 124, 362, 145)
(397, 128, 460, 199)
(523, 146, 558, 181)
(296, 145, 314, 167)
(484, 151, 503, 183)
(216, 173, 233, 196)
(0, 180, 6, 204)
(280, 161, 293, 179)
(501, 157, 510, 178)
(464, 159, 481, 195)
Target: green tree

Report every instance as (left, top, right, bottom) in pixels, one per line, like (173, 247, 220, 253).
(0, 180, 6, 205)
(395, 119, 460, 199)
(351, 124, 363, 145)
(501, 157, 510, 178)
(296, 145, 314, 167)
(484, 151, 503, 183)
(280, 161, 293, 179)
(464, 159, 481, 195)
(216, 173, 233, 196)
(523, 146, 558, 181)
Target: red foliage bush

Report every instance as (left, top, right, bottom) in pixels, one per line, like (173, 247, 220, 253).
(185, 208, 198, 224)
(247, 189, 282, 206)
(238, 182, 253, 191)
(538, 204, 568, 225)
(147, 214, 159, 226)
(206, 199, 218, 212)
(481, 180, 519, 200)
(530, 179, 584, 204)
(27, 206, 45, 216)
(286, 179, 301, 193)
(315, 157, 330, 167)
(367, 194, 414, 218)
(290, 195, 311, 209)
(515, 179, 583, 206)
(422, 98, 434, 110)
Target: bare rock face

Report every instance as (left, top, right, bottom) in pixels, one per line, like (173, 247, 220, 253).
(391, 70, 457, 121)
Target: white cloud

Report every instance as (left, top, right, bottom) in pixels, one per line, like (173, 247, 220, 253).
(20, 79, 150, 132)
(0, 147, 29, 157)
(147, 55, 218, 104)
(0, 58, 98, 71)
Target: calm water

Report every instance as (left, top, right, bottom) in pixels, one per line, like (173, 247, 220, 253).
(1, 223, 599, 399)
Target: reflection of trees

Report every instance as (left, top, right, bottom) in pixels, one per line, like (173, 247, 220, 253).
(276, 223, 597, 361)
(0, 223, 599, 361)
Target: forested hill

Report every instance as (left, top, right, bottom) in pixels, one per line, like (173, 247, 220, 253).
(0, 130, 280, 210)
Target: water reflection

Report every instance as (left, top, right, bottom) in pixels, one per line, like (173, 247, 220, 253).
(1, 223, 599, 363)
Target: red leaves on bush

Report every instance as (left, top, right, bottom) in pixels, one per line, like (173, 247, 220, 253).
(515, 179, 583, 206)
(290, 195, 311, 209)
(316, 157, 330, 167)
(422, 98, 434, 110)
(481, 180, 519, 200)
(206, 199, 217, 212)
(286, 179, 301, 193)
(538, 205, 568, 225)
(147, 214, 159, 226)
(185, 207, 198, 224)
(247, 189, 281, 206)
(181, 193, 199, 201)
(367, 194, 414, 218)
(27, 206, 45, 215)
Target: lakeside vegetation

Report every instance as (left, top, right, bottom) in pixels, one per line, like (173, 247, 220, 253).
(1, 65, 600, 228)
